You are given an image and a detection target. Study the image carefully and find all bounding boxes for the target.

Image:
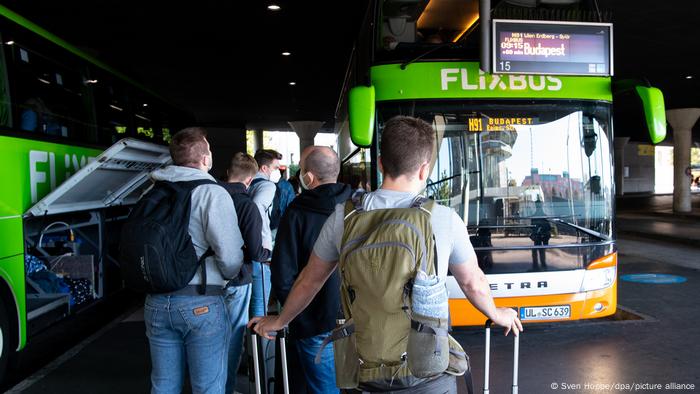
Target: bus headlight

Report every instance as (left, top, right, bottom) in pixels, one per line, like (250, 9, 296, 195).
(581, 266, 616, 292)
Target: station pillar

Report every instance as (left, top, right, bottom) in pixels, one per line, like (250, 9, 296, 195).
(666, 108, 700, 213)
(253, 129, 264, 153)
(289, 121, 324, 153)
(613, 137, 630, 196)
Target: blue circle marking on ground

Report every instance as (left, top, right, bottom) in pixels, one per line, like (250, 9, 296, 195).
(620, 273, 687, 284)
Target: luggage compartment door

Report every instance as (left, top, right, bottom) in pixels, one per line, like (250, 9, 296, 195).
(25, 138, 171, 217)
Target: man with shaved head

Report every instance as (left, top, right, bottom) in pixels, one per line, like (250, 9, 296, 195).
(270, 145, 351, 393)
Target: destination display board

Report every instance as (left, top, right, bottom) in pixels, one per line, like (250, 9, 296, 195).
(492, 19, 612, 76)
(468, 116, 536, 132)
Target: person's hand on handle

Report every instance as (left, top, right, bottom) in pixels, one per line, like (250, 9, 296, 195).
(491, 307, 523, 336)
(247, 316, 284, 340)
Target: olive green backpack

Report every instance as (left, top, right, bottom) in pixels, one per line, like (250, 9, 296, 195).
(326, 192, 470, 391)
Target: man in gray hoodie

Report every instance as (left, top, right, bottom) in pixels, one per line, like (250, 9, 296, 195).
(145, 127, 244, 394)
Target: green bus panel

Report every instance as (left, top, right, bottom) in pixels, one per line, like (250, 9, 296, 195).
(0, 216, 23, 267)
(0, 254, 26, 349)
(370, 62, 612, 102)
(0, 135, 101, 217)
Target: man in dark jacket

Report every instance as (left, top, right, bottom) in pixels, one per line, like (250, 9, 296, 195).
(271, 146, 351, 393)
(220, 152, 271, 394)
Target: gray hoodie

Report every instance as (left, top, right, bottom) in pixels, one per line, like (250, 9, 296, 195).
(150, 165, 244, 287)
(248, 171, 276, 251)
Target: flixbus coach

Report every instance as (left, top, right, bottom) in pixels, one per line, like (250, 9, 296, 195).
(336, 0, 666, 326)
(0, 6, 190, 381)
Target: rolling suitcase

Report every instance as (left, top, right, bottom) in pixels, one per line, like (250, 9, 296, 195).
(249, 327, 289, 394)
(249, 261, 289, 394)
(483, 319, 520, 394)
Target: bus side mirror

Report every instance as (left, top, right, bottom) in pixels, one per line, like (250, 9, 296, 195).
(348, 85, 375, 147)
(635, 86, 666, 144)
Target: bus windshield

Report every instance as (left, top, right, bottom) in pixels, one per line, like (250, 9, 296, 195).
(376, 0, 479, 62)
(376, 100, 614, 248)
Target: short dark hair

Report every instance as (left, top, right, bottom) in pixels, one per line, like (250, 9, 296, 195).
(227, 152, 258, 181)
(254, 149, 282, 168)
(380, 116, 434, 178)
(305, 147, 340, 182)
(170, 127, 209, 167)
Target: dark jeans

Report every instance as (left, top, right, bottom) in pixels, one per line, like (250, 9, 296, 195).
(296, 331, 338, 393)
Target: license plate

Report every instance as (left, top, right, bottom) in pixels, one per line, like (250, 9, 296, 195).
(520, 305, 571, 321)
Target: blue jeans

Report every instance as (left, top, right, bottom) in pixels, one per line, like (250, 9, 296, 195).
(250, 262, 271, 317)
(224, 284, 252, 394)
(296, 331, 339, 394)
(144, 294, 230, 394)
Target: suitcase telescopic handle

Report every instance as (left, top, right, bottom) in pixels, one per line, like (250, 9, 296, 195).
(278, 328, 290, 394)
(484, 319, 520, 394)
(249, 328, 263, 394)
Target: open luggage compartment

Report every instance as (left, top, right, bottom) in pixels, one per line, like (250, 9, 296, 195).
(22, 138, 171, 335)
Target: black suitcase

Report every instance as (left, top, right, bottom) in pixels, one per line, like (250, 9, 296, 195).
(483, 319, 520, 394)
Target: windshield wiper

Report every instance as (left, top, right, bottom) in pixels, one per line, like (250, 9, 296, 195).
(547, 218, 609, 241)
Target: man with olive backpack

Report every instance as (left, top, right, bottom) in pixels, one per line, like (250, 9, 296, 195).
(250, 116, 522, 392)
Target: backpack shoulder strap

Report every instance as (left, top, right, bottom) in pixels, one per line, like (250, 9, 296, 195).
(250, 177, 267, 188)
(343, 191, 365, 221)
(159, 178, 219, 195)
(181, 178, 218, 190)
(411, 195, 436, 216)
(411, 196, 438, 276)
(170, 179, 219, 295)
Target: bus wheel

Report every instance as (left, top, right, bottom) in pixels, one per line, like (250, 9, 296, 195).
(0, 300, 11, 383)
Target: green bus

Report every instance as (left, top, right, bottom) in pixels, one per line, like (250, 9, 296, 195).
(0, 5, 190, 381)
(337, 0, 666, 326)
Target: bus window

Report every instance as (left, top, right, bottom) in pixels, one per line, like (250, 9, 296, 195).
(341, 148, 373, 193)
(0, 33, 11, 128)
(157, 107, 174, 144)
(133, 95, 155, 141)
(152, 103, 185, 145)
(94, 79, 131, 144)
(9, 43, 88, 140)
(377, 0, 479, 54)
(464, 107, 613, 246)
(377, 100, 614, 251)
(426, 115, 465, 217)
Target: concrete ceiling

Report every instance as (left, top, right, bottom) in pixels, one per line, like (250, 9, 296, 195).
(3, 0, 699, 135)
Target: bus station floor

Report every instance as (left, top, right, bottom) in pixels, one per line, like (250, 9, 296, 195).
(616, 193, 700, 247)
(7, 210, 700, 393)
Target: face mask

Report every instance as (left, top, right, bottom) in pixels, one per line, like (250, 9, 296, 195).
(269, 170, 281, 183)
(299, 171, 310, 190)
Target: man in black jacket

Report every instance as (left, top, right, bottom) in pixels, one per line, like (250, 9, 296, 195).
(271, 146, 351, 393)
(220, 152, 271, 394)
